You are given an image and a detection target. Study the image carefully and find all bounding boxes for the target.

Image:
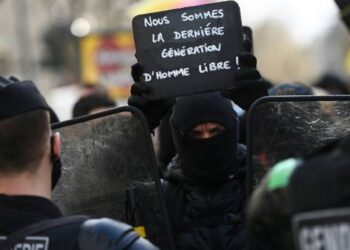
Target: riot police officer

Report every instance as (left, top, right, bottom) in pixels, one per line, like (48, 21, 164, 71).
(0, 76, 157, 250)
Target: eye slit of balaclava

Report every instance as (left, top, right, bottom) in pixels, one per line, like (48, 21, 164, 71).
(186, 122, 227, 140)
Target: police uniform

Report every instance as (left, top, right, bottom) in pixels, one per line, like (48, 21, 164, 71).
(247, 137, 350, 250)
(0, 195, 82, 249)
(0, 76, 158, 250)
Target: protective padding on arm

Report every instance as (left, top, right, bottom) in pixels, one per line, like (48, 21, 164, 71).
(78, 218, 159, 250)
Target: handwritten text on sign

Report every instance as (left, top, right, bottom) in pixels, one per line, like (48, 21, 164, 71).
(132, 2, 243, 100)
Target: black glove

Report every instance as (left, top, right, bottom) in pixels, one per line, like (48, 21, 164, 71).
(128, 64, 175, 131)
(221, 53, 269, 110)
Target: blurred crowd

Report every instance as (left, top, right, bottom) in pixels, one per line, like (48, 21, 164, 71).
(2, 0, 350, 250)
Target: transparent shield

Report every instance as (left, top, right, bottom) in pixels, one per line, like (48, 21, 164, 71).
(247, 97, 350, 192)
(51, 108, 174, 249)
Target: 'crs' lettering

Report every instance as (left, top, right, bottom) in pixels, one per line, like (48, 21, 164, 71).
(0, 237, 50, 250)
(13, 243, 45, 250)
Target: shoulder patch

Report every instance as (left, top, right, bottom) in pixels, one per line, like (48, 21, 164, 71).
(267, 158, 300, 190)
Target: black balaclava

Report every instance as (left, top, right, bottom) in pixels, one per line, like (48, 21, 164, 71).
(0, 76, 61, 189)
(170, 92, 239, 184)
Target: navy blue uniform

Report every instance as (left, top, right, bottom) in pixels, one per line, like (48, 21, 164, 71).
(0, 194, 82, 250)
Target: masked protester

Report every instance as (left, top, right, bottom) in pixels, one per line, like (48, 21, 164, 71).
(168, 92, 240, 183)
(162, 92, 247, 250)
(0, 76, 158, 250)
(128, 50, 269, 249)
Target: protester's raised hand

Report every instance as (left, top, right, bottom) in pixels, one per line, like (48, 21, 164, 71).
(128, 63, 175, 131)
(221, 53, 269, 110)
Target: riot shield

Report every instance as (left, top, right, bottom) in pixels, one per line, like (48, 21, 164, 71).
(247, 96, 350, 194)
(51, 106, 175, 250)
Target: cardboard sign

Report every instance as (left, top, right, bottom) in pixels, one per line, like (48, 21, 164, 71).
(293, 208, 350, 250)
(132, 1, 243, 100)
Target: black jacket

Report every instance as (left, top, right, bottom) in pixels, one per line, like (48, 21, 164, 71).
(0, 194, 82, 249)
(163, 146, 247, 250)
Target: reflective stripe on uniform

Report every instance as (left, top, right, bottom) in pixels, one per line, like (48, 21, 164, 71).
(134, 226, 146, 238)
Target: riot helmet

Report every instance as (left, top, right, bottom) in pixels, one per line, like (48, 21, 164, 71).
(0, 76, 61, 189)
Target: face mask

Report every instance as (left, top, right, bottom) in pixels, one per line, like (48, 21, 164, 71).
(174, 125, 238, 183)
(170, 92, 239, 184)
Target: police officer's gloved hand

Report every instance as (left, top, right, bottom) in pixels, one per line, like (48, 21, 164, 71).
(128, 63, 175, 131)
(221, 53, 269, 110)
